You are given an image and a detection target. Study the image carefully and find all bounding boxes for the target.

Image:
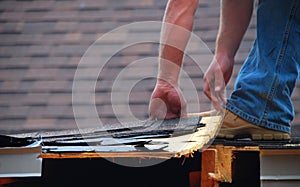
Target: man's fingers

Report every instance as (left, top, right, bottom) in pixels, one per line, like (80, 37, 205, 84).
(149, 109, 167, 120)
(149, 98, 167, 120)
(210, 93, 223, 111)
(180, 101, 187, 118)
(215, 85, 227, 104)
(203, 75, 213, 101)
(204, 78, 226, 111)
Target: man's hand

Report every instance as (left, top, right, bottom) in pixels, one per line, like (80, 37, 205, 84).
(203, 0, 253, 110)
(204, 54, 234, 110)
(149, 80, 187, 120)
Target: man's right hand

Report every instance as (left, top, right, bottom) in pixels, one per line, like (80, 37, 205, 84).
(149, 79, 187, 120)
(203, 54, 234, 110)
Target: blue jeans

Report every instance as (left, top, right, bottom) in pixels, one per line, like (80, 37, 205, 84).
(226, 0, 300, 134)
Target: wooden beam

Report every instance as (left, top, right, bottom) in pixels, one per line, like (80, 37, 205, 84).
(260, 148, 300, 155)
(189, 171, 201, 187)
(201, 145, 260, 186)
(0, 178, 19, 186)
(214, 145, 233, 183)
(201, 149, 219, 187)
(201, 145, 234, 186)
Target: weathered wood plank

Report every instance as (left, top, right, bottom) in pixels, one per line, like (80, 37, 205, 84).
(39, 152, 175, 159)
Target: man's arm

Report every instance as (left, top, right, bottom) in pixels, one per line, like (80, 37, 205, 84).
(149, 0, 199, 120)
(204, 0, 254, 110)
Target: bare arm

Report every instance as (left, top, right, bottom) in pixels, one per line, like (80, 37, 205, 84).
(204, 0, 254, 110)
(158, 0, 199, 84)
(149, 0, 199, 119)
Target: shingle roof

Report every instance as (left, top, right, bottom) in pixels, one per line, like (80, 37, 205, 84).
(0, 0, 299, 135)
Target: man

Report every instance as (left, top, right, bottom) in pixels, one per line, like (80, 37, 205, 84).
(149, 0, 300, 140)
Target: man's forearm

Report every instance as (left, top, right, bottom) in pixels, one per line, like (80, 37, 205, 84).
(203, 0, 254, 109)
(216, 0, 254, 59)
(158, 0, 199, 85)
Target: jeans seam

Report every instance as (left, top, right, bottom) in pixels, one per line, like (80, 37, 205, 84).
(262, 0, 299, 122)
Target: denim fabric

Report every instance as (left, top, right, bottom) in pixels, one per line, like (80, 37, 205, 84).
(226, 0, 300, 134)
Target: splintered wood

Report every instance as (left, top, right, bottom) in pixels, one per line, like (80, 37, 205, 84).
(162, 115, 222, 158)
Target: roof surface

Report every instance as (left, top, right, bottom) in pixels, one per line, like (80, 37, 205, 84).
(0, 0, 299, 135)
